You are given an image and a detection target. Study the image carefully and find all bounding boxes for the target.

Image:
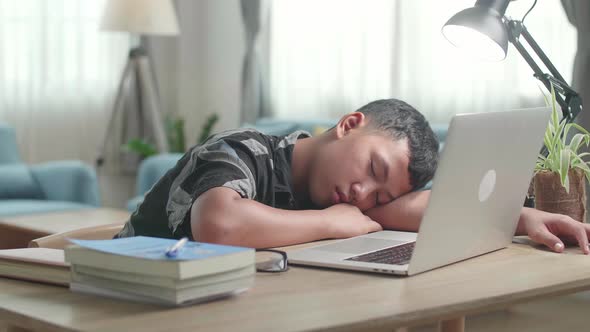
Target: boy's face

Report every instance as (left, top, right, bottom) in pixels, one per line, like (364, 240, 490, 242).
(308, 113, 413, 211)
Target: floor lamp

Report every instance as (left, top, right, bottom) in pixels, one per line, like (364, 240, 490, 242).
(96, 0, 180, 167)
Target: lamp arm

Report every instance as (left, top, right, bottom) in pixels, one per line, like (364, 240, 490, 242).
(504, 19, 583, 123)
(519, 23, 566, 83)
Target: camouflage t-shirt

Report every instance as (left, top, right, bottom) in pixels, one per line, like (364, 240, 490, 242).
(115, 128, 311, 240)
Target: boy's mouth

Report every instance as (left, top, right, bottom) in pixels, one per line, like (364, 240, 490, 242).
(333, 188, 349, 204)
(332, 190, 341, 204)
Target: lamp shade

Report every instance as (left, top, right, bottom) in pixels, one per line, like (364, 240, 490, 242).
(101, 0, 180, 36)
(442, 4, 508, 61)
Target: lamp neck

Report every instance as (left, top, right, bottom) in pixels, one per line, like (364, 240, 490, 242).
(504, 18, 582, 124)
(475, 0, 510, 16)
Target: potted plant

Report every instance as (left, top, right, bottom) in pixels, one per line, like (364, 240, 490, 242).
(534, 85, 590, 222)
(122, 113, 219, 158)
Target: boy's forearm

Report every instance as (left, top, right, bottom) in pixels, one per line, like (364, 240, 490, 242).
(193, 198, 330, 248)
(365, 190, 431, 232)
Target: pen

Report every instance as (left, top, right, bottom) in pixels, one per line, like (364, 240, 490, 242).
(165, 237, 188, 258)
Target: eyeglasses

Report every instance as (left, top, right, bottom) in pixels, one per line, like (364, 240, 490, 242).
(255, 249, 289, 273)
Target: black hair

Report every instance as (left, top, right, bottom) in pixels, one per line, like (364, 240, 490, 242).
(356, 98, 439, 190)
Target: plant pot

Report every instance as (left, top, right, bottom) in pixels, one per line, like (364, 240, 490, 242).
(534, 169, 587, 222)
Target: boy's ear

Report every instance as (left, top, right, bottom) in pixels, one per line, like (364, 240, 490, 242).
(335, 112, 367, 138)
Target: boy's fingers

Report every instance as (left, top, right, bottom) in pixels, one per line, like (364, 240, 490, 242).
(529, 227, 564, 253)
(369, 221, 383, 232)
(559, 218, 590, 254)
(582, 223, 590, 254)
(573, 225, 590, 255)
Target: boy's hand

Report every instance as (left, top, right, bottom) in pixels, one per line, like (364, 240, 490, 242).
(518, 207, 590, 254)
(323, 204, 383, 238)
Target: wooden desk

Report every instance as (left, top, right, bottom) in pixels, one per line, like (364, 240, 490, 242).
(1, 242, 590, 332)
(0, 209, 129, 249)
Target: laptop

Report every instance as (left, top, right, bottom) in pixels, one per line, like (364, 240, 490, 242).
(289, 108, 551, 276)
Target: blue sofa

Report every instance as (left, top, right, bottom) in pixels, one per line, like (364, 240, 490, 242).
(126, 118, 448, 212)
(0, 123, 101, 217)
(126, 153, 184, 212)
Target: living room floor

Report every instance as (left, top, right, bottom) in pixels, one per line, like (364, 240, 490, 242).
(412, 290, 590, 331)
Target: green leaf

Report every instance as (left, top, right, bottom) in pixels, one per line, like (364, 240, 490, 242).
(551, 105, 560, 136)
(198, 114, 220, 144)
(165, 115, 186, 153)
(551, 83, 558, 119)
(573, 154, 590, 173)
(557, 121, 566, 144)
(559, 149, 571, 193)
(122, 139, 157, 158)
(570, 123, 590, 136)
(544, 128, 553, 150)
(568, 133, 586, 154)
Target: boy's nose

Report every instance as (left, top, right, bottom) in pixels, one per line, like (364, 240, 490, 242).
(351, 182, 369, 203)
(350, 183, 361, 203)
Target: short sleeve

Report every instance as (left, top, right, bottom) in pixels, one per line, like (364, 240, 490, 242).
(165, 138, 258, 235)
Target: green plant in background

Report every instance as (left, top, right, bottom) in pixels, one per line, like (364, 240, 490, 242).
(122, 113, 219, 158)
(122, 139, 158, 157)
(166, 115, 186, 153)
(535, 84, 590, 193)
(197, 113, 219, 144)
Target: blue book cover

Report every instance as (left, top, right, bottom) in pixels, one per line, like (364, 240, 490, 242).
(69, 237, 252, 261)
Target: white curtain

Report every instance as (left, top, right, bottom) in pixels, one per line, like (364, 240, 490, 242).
(0, 0, 130, 164)
(269, 0, 577, 124)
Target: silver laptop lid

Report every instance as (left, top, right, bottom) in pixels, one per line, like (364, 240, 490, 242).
(408, 107, 551, 275)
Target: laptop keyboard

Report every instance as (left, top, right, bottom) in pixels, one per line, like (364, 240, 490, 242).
(345, 242, 415, 265)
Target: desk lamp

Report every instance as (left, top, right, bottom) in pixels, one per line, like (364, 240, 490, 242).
(442, 0, 583, 206)
(441, 0, 583, 143)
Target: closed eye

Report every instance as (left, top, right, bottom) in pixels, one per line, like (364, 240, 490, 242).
(370, 160, 379, 205)
(370, 160, 379, 206)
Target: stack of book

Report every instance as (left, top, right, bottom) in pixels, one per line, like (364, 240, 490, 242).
(0, 248, 70, 286)
(64, 236, 255, 306)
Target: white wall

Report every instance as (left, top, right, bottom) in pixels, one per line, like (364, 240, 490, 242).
(149, 0, 245, 147)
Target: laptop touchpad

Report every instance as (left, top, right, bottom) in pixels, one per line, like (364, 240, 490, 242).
(315, 238, 407, 254)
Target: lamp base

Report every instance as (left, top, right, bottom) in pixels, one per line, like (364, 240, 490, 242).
(96, 48, 169, 168)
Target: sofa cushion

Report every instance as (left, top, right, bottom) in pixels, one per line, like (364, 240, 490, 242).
(127, 195, 144, 213)
(0, 164, 43, 199)
(0, 123, 21, 164)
